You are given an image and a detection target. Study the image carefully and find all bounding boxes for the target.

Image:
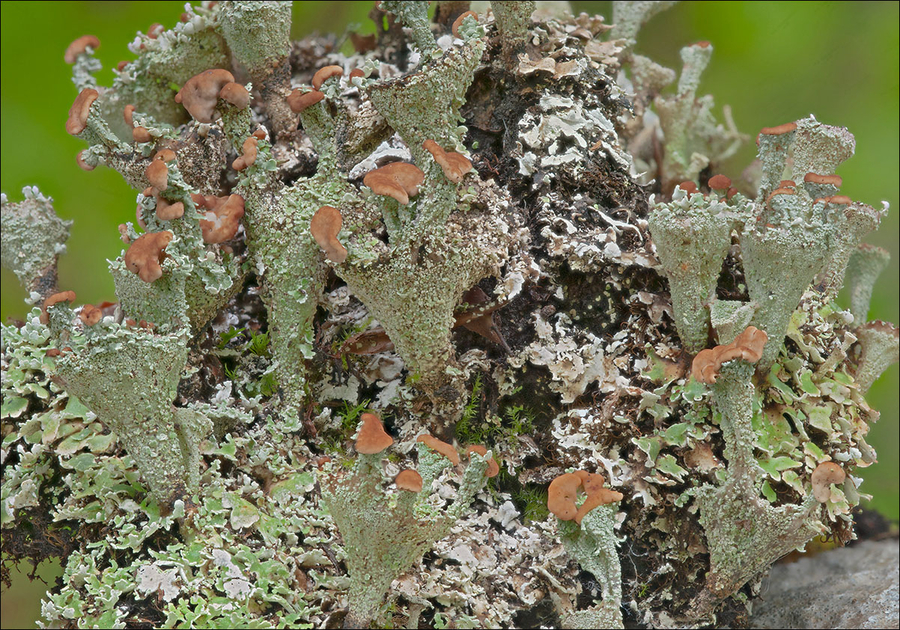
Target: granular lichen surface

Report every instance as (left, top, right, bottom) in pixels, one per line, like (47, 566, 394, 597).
(1, 2, 897, 629)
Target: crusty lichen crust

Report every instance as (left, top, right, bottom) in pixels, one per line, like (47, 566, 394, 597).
(1, 2, 896, 628)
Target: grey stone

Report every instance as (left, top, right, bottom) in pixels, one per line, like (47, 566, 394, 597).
(751, 538, 899, 629)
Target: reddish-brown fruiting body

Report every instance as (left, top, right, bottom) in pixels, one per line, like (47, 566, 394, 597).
(124, 231, 173, 282)
(66, 88, 99, 135)
(40, 291, 77, 325)
(310, 206, 348, 263)
(287, 89, 325, 113)
(64, 35, 100, 64)
(395, 469, 423, 492)
(175, 69, 236, 122)
(356, 412, 394, 454)
(417, 434, 460, 465)
(312, 65, 344, 90)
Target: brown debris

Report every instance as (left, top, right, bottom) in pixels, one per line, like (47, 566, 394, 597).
(340, 327, 394, 355)
(349, 32, 377, 53)
(811, 462, 845, 503)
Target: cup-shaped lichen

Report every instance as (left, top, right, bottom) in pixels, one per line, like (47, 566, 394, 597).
(320, 436, 490, 627)
(55, 325, 200, 502)
(649, 187, 745, 353)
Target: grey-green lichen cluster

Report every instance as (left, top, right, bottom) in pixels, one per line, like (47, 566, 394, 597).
(320, 441, 490, 627)
(0, 188, 71, 303)
(2, 2, 897, 628)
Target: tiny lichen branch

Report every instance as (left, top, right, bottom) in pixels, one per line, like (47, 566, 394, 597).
(549, 469, 625, 630)
(557, 505, 624, 629)
(693, 359, 822, 614)
(490, 1, 536, 67)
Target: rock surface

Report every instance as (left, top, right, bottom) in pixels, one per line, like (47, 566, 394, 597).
(751, 538, 899, 629)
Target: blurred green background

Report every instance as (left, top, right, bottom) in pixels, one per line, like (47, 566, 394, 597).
(2, 2, 897, 627)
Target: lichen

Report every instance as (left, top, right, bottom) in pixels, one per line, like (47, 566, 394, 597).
(0, 188, 72, 302)
(1, 2, 896, 628)
(320, 441, 491, 627)
(557, 505, 623, 628)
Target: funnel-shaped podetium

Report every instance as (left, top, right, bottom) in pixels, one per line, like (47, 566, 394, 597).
(55, 326, 203, 504)
(649, 186, 746, 354)
(320, 425, 490, 628)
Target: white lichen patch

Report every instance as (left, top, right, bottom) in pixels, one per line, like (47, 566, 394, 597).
(512, 311, 623, 403)
(136, 563, 181, 602)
